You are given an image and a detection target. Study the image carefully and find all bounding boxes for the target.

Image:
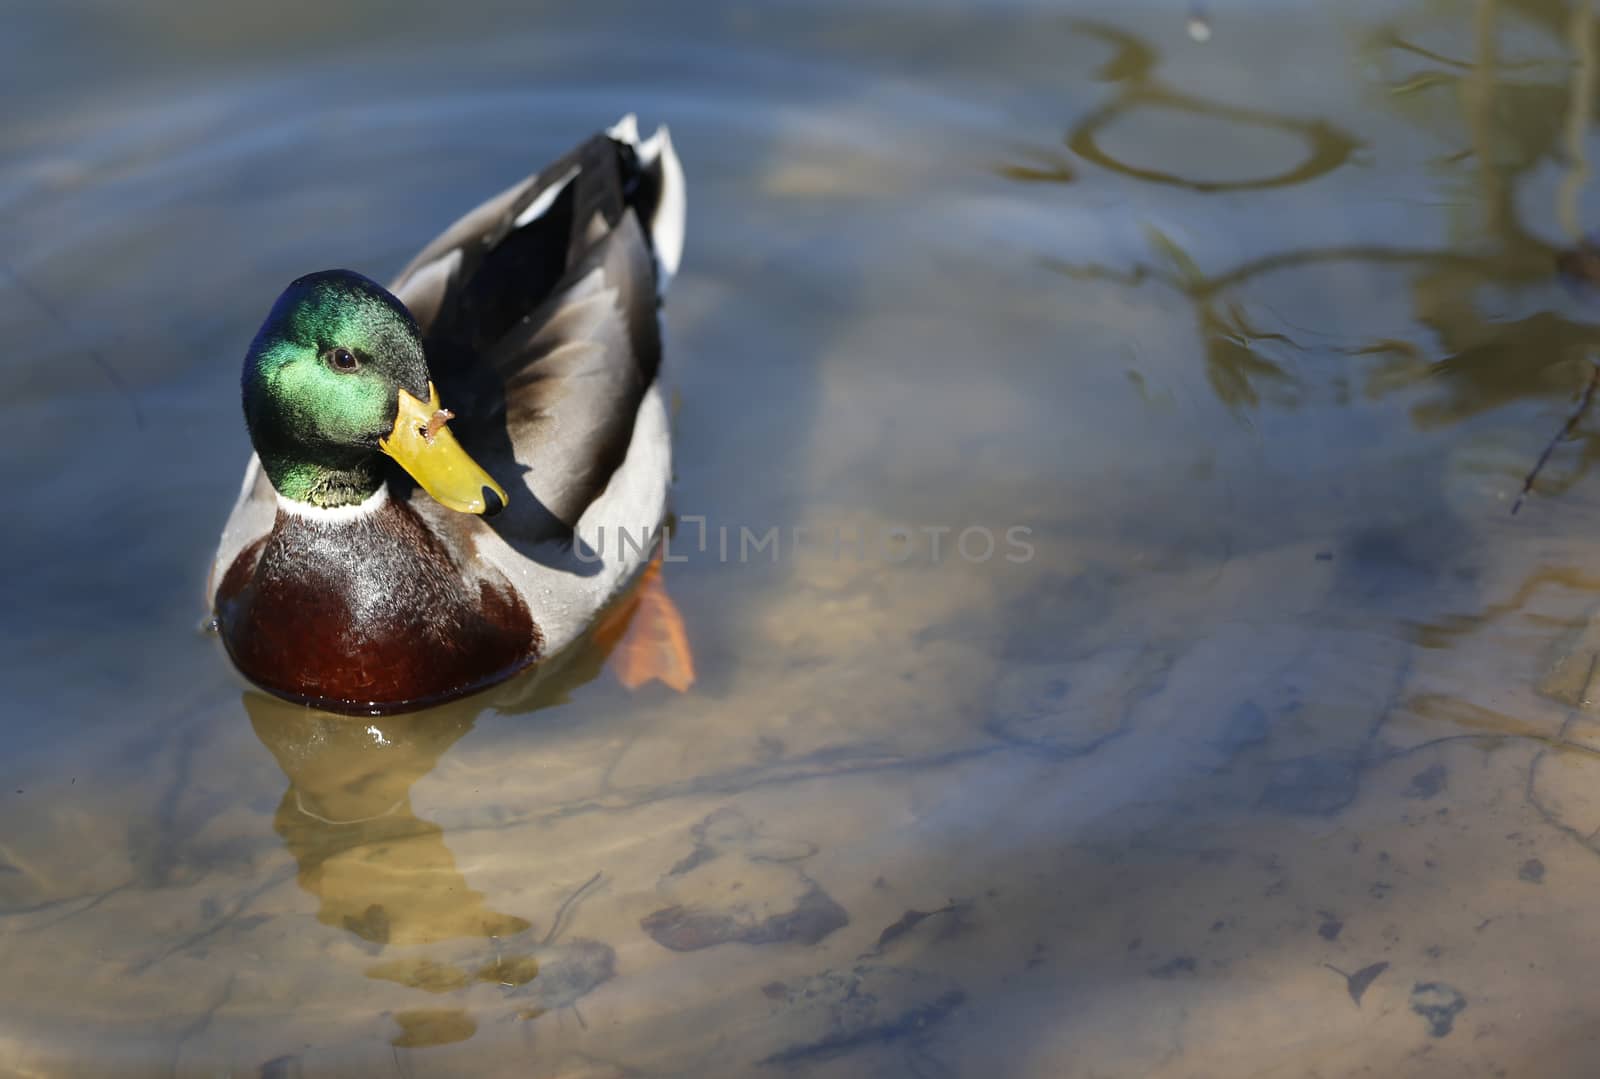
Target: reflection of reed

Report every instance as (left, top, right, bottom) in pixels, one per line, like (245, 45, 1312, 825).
(1068, 93, 1358, 194)
(1041, 0, 1600, 472)
(1054, 21, 1360, 193)
(1468, 0, 1505, 235)
(1046, 244, 1495, 300)
(997, 20, 1359, 192)
(1046, 234, 1502, 412)
(1561, 0, 1595, 241)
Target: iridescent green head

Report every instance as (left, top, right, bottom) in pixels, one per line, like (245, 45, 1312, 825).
(242, 269, 506, 514)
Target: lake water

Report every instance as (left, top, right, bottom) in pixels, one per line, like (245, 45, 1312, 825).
(7, 0, 1600, 1074)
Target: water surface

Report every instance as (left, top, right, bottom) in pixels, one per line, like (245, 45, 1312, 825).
(6, 0, 1600, 1075)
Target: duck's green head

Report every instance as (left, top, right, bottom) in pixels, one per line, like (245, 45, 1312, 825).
(242, 269, 506, 515)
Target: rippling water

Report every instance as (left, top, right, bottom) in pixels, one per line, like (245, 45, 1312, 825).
(9, 0, 1600, 1075)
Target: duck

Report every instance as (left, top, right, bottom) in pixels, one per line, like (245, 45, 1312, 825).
(208, 116, 692, 715)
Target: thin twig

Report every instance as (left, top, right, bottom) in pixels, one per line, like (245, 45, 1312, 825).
(1513, 360, 1600, 515)
(541, 871, 602, 947)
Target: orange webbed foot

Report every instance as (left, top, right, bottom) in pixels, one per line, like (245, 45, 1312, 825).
(594, 558, 695, 692)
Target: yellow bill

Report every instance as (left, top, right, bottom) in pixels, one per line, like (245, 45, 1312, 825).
(380, 382, 508, 515)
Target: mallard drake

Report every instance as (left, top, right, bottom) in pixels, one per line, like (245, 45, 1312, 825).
(208, 116, 690, 715)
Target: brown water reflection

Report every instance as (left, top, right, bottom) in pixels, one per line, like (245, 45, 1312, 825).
(240, 631, 626, 1049)
(1063, 22, 1362, 194)
(1036, 1, 1600, 496)
(249, 697, 532, 947)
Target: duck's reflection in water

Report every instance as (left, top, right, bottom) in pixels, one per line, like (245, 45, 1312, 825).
(242, 637, 625, 1047)
(247, 698, 530, 947)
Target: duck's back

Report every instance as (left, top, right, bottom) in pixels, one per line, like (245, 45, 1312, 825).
(390, 117, 684, 537)
(395, 116, 683, 374)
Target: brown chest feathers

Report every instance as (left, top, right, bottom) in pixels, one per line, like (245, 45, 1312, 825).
(215, 498, 541, 713)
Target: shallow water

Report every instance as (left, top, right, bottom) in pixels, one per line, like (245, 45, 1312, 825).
(9, 0, 1600, 1074)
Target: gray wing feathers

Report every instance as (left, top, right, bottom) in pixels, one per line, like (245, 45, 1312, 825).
(487, 211, 659, 529)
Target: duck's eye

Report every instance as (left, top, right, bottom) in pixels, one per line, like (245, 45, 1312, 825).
(324, 347, 360, 373)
